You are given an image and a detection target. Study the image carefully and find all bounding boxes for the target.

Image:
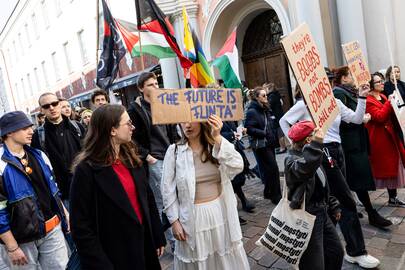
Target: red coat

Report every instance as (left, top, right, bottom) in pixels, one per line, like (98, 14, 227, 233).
(366, 94, 405, 178)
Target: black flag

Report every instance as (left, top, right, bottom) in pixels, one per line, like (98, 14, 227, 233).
(96, 0, 126, 90)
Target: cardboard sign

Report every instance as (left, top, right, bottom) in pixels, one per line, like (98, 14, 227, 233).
(150, 88, 243, 124)
(280, 23, 339, 132)
(342, 41, 371, 87)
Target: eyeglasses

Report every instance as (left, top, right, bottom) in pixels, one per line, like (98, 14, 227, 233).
(41, 101, 59, 109)
(374, 80, 384, 85)
(120, 120, 134, 128)
(260, 94, 267, 97)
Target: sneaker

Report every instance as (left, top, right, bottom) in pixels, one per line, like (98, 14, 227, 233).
(388, 197, 405, 207)
(368, 209, 392, 228)
(239, 217, 247, 225)
(344, 254, 380, 268)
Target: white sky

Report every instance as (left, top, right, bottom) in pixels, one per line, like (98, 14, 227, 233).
(0, 0, 19, 34)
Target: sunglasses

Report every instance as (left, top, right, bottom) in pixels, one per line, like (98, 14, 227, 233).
(41, 101, 59, 109)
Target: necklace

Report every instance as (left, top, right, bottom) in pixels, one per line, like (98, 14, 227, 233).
(20, 153, 33, 175)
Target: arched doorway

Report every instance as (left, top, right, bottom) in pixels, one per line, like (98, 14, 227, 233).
(242, 10, 292, 110)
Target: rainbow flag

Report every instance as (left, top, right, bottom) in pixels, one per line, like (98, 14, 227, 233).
(182, 7, 214, 87)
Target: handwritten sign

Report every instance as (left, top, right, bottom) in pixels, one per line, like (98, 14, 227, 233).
(391, 92, 405, 144)
(342, 41, 371, 87)
(280, 23, 339, 133)
(150, 88, 243, 124)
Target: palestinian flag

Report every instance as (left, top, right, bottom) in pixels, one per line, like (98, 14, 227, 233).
(115, 20, 175, 59)
(182, 7, 214, 87)
(96, 0, 126, 90)
(135, 0, 193, 69)
(213, 29, 242, 88)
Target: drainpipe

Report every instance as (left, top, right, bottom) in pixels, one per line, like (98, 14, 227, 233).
(0, 48, 17, 110)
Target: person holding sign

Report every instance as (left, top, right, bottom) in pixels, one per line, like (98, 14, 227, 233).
(366, 72, 405, 206)
(383, 65, 405, 101)
(280, 80, 382, 268)
(285, 121, 343, 270)
(161, 115, 249, 270)
(333, 67, 392, 230)
(245, 87, 281, 204)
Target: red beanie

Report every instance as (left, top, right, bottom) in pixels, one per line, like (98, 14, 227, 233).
(288, 120, 316, 142)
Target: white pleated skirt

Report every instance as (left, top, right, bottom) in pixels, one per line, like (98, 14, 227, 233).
(174, 196, 250, 270)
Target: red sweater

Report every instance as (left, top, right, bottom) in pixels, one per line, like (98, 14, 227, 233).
(112, 160, 143, 224)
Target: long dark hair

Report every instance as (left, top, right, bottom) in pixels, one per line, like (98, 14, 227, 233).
(179, 123, 219, 165)
(72, 105, 142, 170)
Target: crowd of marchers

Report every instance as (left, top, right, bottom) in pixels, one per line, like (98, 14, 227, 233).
(0, 65, 404, 270)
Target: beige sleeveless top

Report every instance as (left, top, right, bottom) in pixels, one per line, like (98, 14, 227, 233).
(193, 151, 222, 204)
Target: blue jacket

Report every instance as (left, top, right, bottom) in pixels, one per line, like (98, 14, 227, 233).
(0, 144, 67, 243)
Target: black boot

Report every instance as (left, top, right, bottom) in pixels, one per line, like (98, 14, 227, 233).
(368, 209, 392, 228)
(242, 201, 256, 213)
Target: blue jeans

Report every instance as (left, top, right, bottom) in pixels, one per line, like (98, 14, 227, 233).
(148, 159, 175, 250)
(0, 224, 68, 270)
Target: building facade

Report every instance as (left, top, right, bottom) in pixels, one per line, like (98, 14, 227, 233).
(1, 0, 404, 113)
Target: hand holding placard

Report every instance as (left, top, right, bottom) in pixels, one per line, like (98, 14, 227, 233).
(150, 88, 243, 124)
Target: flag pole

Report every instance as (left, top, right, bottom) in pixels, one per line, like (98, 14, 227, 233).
(138, 29, 145, 70)
(134, 0, 145, 70)
(96, 0, 100, 65)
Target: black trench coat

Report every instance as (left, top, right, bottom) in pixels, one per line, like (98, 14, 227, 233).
(333, 85, 376, 191)
(70, 161, 166, 270)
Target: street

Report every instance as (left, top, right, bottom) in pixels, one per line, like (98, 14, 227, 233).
(159, 148, 405, 270)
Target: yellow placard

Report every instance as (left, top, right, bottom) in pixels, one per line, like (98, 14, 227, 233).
(342, 41, 371, 87)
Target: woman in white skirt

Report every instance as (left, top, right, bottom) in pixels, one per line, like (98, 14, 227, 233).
(162, 114, 250, 270)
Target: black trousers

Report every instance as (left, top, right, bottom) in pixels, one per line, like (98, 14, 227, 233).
(322, 143, 367, 256)
(299, 206, 344, 270)
(253, 146, 281, 202)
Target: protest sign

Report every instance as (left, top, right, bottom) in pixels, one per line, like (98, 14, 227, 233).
(280, 23, 339, 133)
(150, 88, 243, 124)
(342, 41, 371, 87)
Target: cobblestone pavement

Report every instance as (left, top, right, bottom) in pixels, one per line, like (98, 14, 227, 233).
(159, 148, 405, 270)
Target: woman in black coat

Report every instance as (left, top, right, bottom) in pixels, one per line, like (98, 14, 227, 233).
(70, 105, 166, 270)
(245, 87, 281, 204)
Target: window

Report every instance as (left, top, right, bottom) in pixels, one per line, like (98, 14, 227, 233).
(54, 0, 62, 16)
(21, 78, 27, 99)
(63, 42, 72, 73)
(41, 0, 50, 28)
(41, 61, 49, 87)
(34, 67, 41, 92)
(12, 40, 18, 62)
(31, 13, 39, 39)
(24, 24, 31, 47)
(15, 83, 20, 100)
(18, 33, 24, 55)
(27, 73, 33, 96)
(77, 30, 88, 65)
(51, 52, 60, 80)
(7, 49, 12, 68)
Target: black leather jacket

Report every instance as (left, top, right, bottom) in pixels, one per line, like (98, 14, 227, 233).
(284, 141, 340, 214)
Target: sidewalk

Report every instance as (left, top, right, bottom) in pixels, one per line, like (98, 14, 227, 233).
(159, 148, 405, 270)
